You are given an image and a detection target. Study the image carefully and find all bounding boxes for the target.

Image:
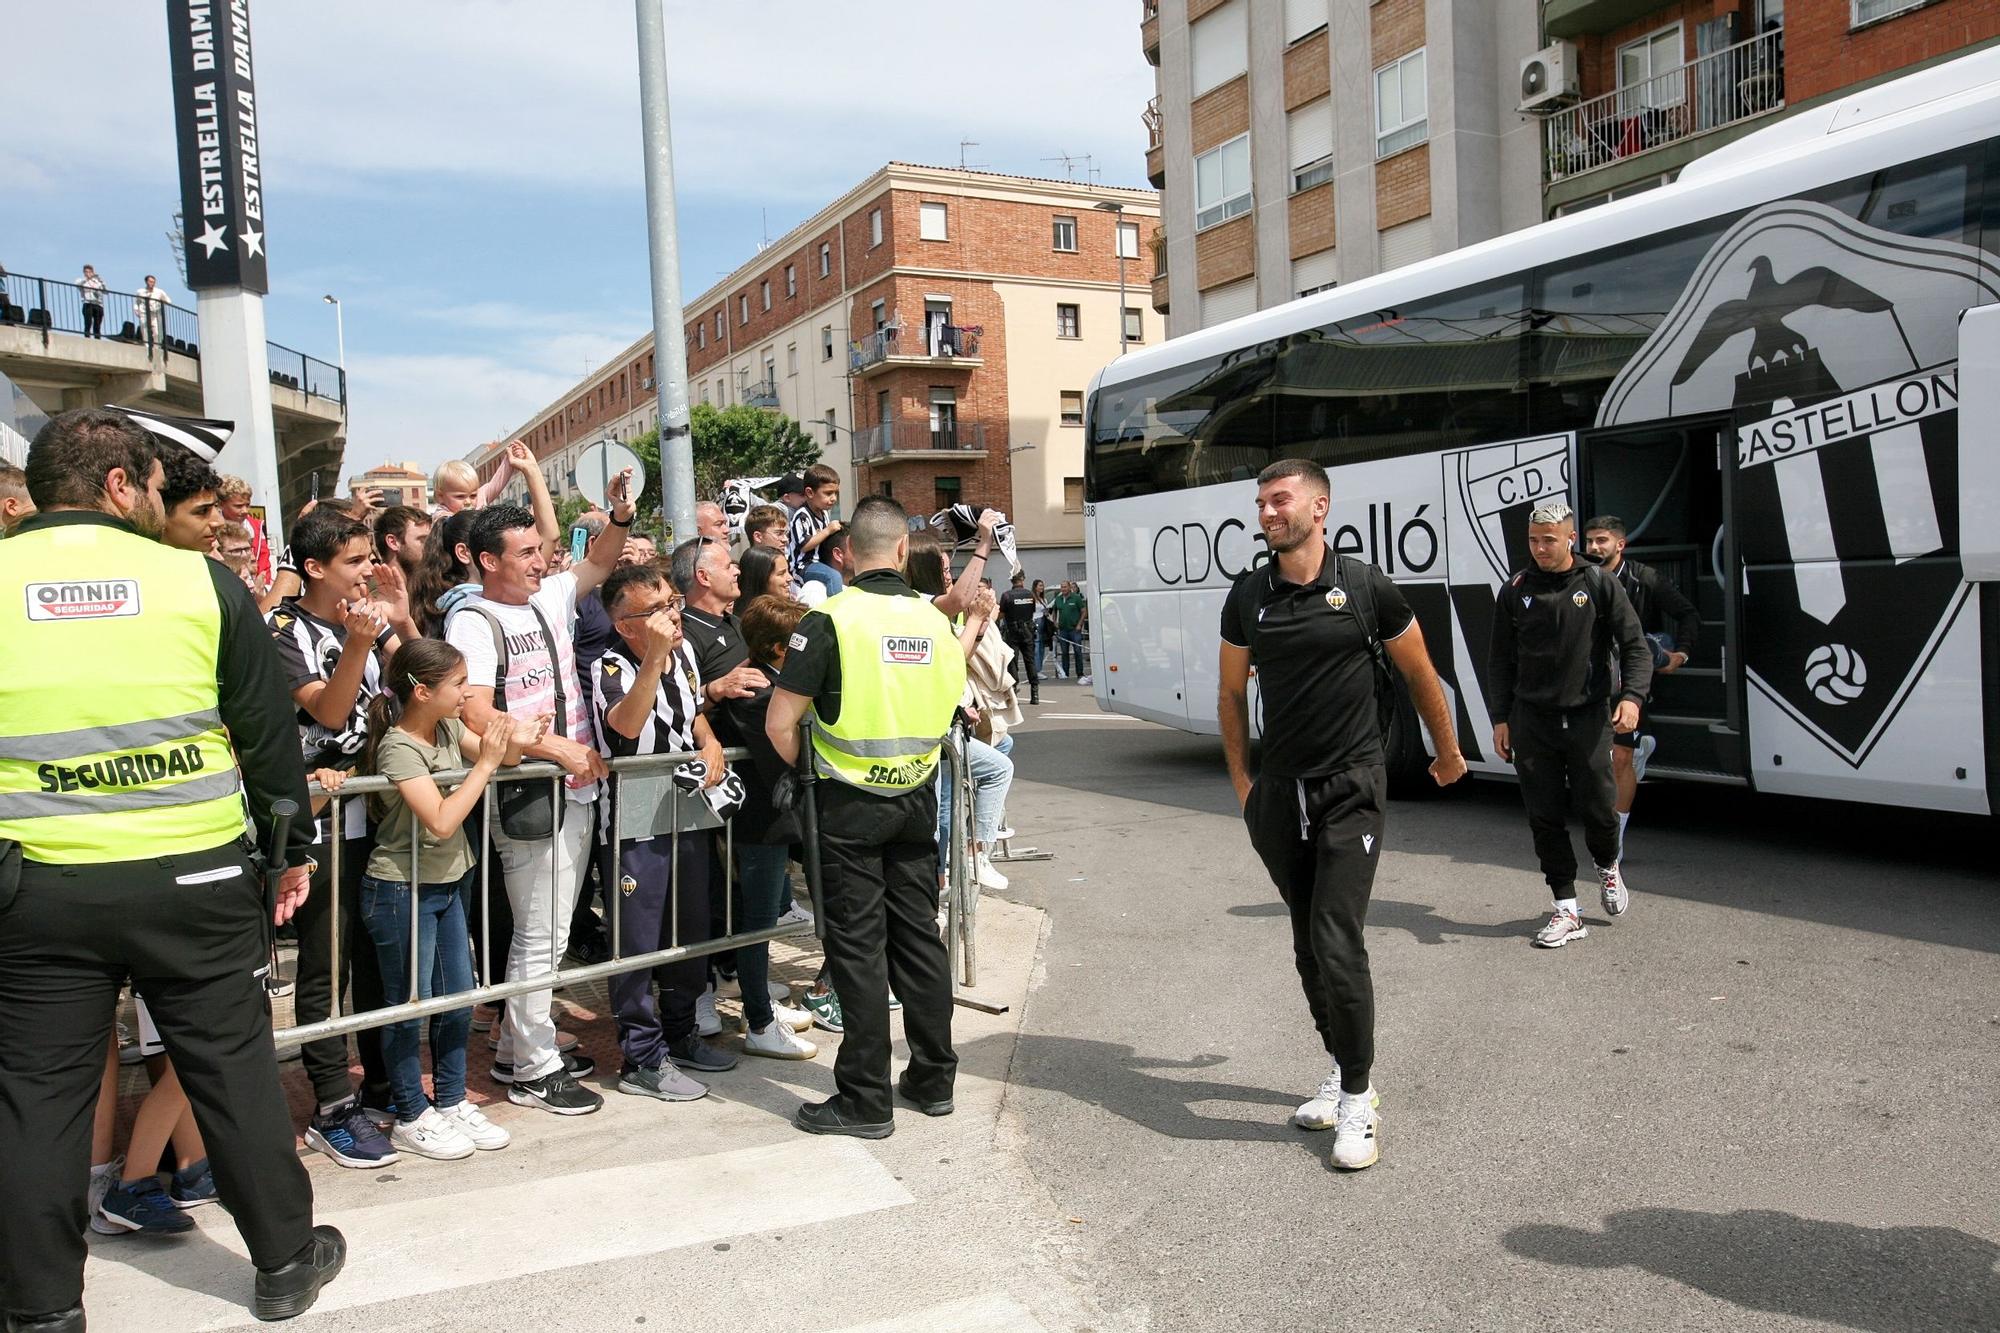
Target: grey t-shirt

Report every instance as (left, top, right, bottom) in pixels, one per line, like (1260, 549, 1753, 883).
(366, 718, 478, 885)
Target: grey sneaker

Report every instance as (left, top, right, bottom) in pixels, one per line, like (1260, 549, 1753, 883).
(1534, 908, 1589, 948)
(666, 1033, 738, 1073)
(1598, 863, 1630, 917)
(618, 1060, 709, 1102)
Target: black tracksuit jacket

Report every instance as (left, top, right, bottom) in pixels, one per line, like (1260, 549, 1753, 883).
(1487, 560, 1653, 716)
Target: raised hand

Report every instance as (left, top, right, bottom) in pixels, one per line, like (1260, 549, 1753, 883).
(506, 439, 535, 469)
(644, 609, 682, 660)
(337, 598, 385, 641)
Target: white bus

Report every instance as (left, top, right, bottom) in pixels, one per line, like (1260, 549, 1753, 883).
(1083, 47, 2000, 816)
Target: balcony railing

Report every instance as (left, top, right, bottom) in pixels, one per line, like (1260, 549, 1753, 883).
(849, 324, 982, 374)
(1142, 96, 1162, 148)
(851, 420, 988, 464)
(1544, 27, 1783, 183)
(0, 269, 346, 407)
(742, 375, 780, 408)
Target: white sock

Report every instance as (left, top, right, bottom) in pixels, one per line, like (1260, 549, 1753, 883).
(1616, 811, 1630, 857)
(1556, 897, 1579, 916)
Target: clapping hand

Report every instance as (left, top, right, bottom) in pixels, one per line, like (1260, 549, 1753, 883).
(505, 439, 535, 470)
(475, 715, 514, 771)
(337, 598, 386, 642)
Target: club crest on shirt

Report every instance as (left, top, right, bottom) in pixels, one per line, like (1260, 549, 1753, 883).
(1325, 587, 1348, 611)
(620, 875, 637, 898)
(603, 659, 620, 676)
(1572, 589, 1589, 607)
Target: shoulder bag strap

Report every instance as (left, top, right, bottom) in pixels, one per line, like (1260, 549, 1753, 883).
(468, 606, 510, 714)
(524, 601, 567, 740)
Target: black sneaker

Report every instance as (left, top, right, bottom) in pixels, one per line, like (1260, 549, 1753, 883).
(491, 1051, 596, 1085)
(895, 1075, 955, 1117)
(666, 1033, 738, 1073)
(507, 1068, 604, 1116)
(793, 1097, 894, 1139)
(253, 1224, 346, 1321)
(3, 1306, 83, 1332)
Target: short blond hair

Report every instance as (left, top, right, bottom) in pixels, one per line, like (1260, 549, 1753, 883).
(216, 474, 252, 502)
(433, 459, 478, 491)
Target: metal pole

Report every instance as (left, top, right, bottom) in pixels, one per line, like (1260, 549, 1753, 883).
(635, 0, 697, 546)
(1116, 246, 1128, 356)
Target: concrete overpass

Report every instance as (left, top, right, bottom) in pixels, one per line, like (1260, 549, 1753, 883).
(0, 273, 345, 517)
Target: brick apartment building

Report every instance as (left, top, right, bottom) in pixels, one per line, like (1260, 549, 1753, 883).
(474, 165, 1160, 580)
(1141, 0, 1545, 336)
(1538, 0, 2000, 214)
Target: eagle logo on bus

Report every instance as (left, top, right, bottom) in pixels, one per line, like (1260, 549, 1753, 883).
(1599, 200, 2000, 767)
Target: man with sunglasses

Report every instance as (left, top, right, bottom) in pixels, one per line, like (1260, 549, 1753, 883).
(1487, 502, 1653, 948)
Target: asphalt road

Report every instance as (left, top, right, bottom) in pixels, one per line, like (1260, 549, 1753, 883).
(990, 680, 1999, 1333)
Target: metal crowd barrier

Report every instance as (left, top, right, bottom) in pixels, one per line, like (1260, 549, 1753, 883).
(275, 738, 984, 1045)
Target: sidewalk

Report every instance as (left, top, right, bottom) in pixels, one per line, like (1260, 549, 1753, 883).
(80, 897, 1123, 1332)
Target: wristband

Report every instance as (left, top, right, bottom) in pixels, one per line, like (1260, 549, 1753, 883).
(972, 546, 991, 560)
(610, 511, 634, 528)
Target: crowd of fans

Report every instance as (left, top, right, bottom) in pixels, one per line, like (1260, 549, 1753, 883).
(29, 441, 1055, 1233)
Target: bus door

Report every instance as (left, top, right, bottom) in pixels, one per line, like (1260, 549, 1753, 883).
(1578, 418, 1747, 782)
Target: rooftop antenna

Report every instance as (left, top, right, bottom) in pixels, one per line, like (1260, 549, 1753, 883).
(756, 208, 773, 253)
(958, 138, 985, 171)
(1041, 152, 1096, 182)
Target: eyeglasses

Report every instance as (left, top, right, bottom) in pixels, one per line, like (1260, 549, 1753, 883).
(616, 597, 683, 624)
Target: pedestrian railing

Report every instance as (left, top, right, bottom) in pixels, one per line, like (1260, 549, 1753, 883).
(276, 740, 981, 1045)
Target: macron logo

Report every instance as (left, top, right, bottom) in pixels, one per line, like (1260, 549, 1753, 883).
(1362, 834, 1375, 854)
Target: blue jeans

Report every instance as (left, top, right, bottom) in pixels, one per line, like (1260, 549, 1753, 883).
(734, 843, 792, 1030)
(802, 561, 845, 596)
(938, 735, 1017, 871)
(359, 871, 476, 1119)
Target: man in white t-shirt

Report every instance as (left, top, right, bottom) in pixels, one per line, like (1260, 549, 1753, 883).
(446, 472, 634, 1116)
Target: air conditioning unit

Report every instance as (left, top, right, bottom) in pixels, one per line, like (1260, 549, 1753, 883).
(641, 376, 655, 389)
(1519, 41, 1580, 112)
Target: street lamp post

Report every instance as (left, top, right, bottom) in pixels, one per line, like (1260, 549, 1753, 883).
(322, 293, 346, 408)
(1095, 200, 1128, 356)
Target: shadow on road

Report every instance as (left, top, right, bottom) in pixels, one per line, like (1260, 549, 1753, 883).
(968, 1031, 1330, 1163)
(1504, 1207, 2000, 1332)
(1016, 725, 2000, 954)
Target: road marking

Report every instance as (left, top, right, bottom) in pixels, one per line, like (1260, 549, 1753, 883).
(1034, 713, 1150, 721)
(82, 1138, 911, 1330)
(826, 1291, 1049, 1332)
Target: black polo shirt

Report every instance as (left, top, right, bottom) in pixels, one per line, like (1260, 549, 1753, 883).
(775, 568, 924, 727)
(681, 604, 748, 682)
(1219, 545, 1413, 778)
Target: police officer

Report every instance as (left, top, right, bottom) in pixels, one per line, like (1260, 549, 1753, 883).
(1218, 459, 1466, 1172)
(766, 494, 967, 1138)
(1487, 501, 1653, 949)
(0, 409, 343, 1330)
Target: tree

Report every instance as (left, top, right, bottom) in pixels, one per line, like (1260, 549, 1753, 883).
(631, 404, 822, 535)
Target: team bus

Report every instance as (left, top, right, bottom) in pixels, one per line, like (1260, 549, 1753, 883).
(1083, 46, 2000, 816)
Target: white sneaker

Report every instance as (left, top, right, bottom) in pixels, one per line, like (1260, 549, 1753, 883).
(1077, 675, 1092, 686)
(993, 826, 1016, 842)
(714, 973, 744, 999)
(440, 1100, 510, 1151)
(1293, 1068, 1379, 1130)
(744, 1020, 818, 1060)
(767, 980, 792, 1002)
(88, 1157, 124, 1218)
(772, 1000, 815, 1032)
(1534, 908, 1589, 948)
(975, 852, 1009, 891)
(1633, 733, 1657, 782)
(390, 1107, 476, 1161)
(695, 985, 723, 1038)
(1598, 863, 1630, 917)
(1333, 1089, 1380, 1170)
(776, 902, 815, 929)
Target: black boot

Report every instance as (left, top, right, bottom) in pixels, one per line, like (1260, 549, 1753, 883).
(253, 1225, 346, 1322)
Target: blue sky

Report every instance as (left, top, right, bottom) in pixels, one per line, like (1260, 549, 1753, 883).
(4, 1, 1155, 481)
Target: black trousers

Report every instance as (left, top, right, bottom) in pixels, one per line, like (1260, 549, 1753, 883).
(0, 843, 315, 1317)
(1003, 629, 1038, 699)
(1243, 764, 1384, 1094)
(294, 833, 390, 1109)
(1511, 703, 1620, 894)
(815, 780, 956, 1121)
(82, 303, 103, 338)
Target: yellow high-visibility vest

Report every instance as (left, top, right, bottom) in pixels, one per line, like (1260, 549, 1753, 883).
(0, 519, 247, 863)
(808, 585, 966, 794)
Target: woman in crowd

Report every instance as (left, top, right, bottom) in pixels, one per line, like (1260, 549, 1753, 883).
(410, 508, 482, 638)
(737, 545, 793, 604)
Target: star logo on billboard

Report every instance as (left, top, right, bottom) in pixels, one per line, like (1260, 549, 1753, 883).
(192, 221, 230, 257)
(239, 228, 264, 259)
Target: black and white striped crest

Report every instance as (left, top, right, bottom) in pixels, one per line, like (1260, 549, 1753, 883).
(106, 406, 234, 463)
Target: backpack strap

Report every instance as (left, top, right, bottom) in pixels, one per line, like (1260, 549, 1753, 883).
(1337, 554, 1383, 647)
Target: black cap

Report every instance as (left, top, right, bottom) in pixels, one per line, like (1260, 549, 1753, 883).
(776, 474, 806, 495)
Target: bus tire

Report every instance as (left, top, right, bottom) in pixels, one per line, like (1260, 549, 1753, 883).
(1383, 677, 1436, 799)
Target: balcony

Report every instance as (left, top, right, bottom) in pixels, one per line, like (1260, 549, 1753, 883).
(1150, 227, 1170, 314)
(850, 420, 989, 465)
(1141, 0, 1159, 67)
(1143, 96, 1165, 188)
(742, 375, 780, 409)
(848, 324, 982, 377)
(1544, 28, 1784, 183)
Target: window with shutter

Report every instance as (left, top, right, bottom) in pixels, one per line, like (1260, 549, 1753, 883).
(1288, 98, 1334, 193)
(1190, 1, 1247, 96)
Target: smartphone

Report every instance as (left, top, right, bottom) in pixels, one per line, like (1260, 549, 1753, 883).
(570, 525, 589, 565)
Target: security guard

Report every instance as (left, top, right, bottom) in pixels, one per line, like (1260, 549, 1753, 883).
(766, 494, 967, 1138)
(0, 409, 344, 1330)
(1487, 501, 1653, 949)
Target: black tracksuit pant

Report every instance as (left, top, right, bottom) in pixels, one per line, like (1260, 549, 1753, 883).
(294, 833, 390, 1109)
(1003, 628, 1039, 700)
(1510, 702, 1620, 894)
(1243, 764, 1385, 1095)
(815, 779, 956, 1122)
(0, 842, 315, 1317)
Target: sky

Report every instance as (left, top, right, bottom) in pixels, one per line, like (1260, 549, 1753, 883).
(3, 1, 1155, 483)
